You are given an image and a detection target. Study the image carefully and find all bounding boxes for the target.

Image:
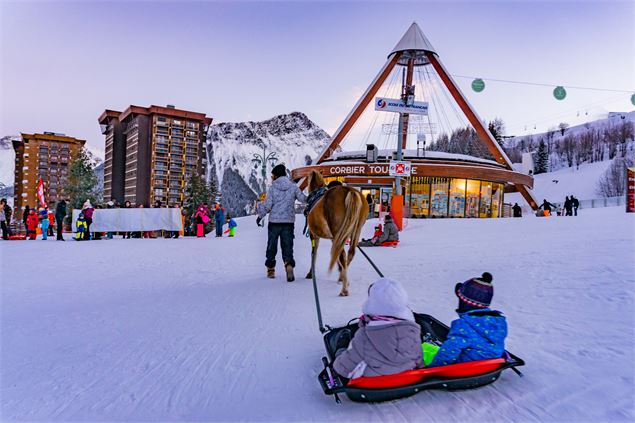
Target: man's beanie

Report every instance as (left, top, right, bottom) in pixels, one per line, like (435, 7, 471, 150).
(272, 164, 287, 178)
(455, 272, 494, 311)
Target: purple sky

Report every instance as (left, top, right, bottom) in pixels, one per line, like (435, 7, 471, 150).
(1, 1, 633, 153)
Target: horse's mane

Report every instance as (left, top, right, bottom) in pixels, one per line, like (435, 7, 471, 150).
(308, 171, 326, 192)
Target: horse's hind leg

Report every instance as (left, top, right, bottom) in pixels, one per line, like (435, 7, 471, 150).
(337, 250, 346, 284)
(338, 263, 349, 297)
(338, 254, 349, 296)
(306, 237, 319, 279)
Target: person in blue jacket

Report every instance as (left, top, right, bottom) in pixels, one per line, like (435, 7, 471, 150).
(227, 214, 237, 237)
(39, 207, 50, 240)
(429, 272, 507, 367)
(214, 203, 225, 237)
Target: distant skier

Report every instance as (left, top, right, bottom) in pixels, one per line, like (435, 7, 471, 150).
(512, 203, 522, 218)
(571, 196, 579, 216)
(538, 199, 557, 217)
(429, 272, 507, 367)
(564, 196, 573, 216)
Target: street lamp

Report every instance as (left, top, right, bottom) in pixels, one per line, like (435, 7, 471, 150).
(252, 146, 278, 193)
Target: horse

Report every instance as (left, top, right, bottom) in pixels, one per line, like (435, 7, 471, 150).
(305, 171, 369, 296)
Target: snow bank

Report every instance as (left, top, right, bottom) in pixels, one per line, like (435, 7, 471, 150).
(1, 208, 633, 421)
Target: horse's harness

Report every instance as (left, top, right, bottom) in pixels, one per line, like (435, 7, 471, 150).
(303, 186, 327, 236)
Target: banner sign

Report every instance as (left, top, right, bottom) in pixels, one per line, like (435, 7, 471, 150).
(375, 97, 429, 115)
(627, 167, 635, 213)
(71, 208, 183, 232)
(389, 160, 412, 176)
(37, 179, 47, 208)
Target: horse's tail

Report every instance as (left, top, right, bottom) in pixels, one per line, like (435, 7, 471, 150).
(329, 190, 363, 272)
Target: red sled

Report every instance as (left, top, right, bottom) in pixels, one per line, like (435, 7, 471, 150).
(318, 313, 524, 403)
(380, 240, 399, 247)
(8, 234, 27, 240)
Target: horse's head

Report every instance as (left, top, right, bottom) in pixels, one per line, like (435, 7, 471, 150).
(307, 170, 326, 193)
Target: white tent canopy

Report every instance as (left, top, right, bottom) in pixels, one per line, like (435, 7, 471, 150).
(72, 208, 183, 232)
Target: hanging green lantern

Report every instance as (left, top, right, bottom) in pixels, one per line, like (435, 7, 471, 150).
(471, 78, 485, 93)
(631, 93, 635, 106)
(553, 86, 567, 100)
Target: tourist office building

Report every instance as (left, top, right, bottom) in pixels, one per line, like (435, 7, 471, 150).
(98, 105, 212, 207)
(291, 149, 534, 218)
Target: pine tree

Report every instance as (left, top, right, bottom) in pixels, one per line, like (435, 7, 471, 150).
(534, 139, 549, 174)
(488, 118, 505, 146)
(66, 147, 100, 212)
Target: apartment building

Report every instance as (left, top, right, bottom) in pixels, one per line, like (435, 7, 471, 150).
(13, 132, 86, 210)
(98, 105, 212, 206)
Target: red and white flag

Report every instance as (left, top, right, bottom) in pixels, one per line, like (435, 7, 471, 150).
(37, 178, 47, 208)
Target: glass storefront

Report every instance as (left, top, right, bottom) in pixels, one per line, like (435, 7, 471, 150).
(316, 175, 504, 219)
(409, 177, 503, 218)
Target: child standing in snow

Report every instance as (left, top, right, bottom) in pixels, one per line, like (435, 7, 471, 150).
(76, 213, 88, 241)
(333, 278, 424, 379)
(428, 272, 507, 367)
(227, 214, 237, 237)
(39, 208, 50, 240)
(26, 209, 39, 240)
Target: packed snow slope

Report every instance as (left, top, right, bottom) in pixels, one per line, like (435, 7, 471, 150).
(506, 159, 613, 207)
(1, 208, 634, 422)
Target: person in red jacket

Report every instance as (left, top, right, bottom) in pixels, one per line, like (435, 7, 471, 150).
(26, 209, 39, 240)
(48, 210, 55, 237)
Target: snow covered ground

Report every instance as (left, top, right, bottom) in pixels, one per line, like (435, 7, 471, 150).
(1, 208, 634, 422)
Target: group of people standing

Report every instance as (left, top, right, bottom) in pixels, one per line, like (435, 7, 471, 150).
(511, 195, 580, 218)
(192, 203, 237, 238)
(1, 199, 68, 241)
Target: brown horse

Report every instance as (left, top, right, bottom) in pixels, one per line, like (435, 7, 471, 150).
(305, 171, 369, 296)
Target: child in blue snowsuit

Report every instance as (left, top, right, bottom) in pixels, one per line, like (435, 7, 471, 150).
(429, 272, 507, 367)
(39, 208, 50, 240)
(227, 215, 237, 237)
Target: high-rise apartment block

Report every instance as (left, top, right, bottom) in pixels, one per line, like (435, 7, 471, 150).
(13, 132, 85, 211)
(99, 105, 212, 206)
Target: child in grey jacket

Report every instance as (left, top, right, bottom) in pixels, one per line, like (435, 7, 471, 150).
(333, 278, 424, 379)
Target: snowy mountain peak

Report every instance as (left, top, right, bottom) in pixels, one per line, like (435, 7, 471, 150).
(206, 112, 330, 216)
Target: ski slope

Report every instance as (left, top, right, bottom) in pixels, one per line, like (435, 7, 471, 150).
(1, 208, 634, 422)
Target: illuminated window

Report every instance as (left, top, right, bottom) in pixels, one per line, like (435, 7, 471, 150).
(430, 178, 449, 217)
(466, 180, 480, 218)
(449, 179, 466, 217)
(480, 182, 493, 218)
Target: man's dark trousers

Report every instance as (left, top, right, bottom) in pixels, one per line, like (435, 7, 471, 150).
(265, 222, 295, 268)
